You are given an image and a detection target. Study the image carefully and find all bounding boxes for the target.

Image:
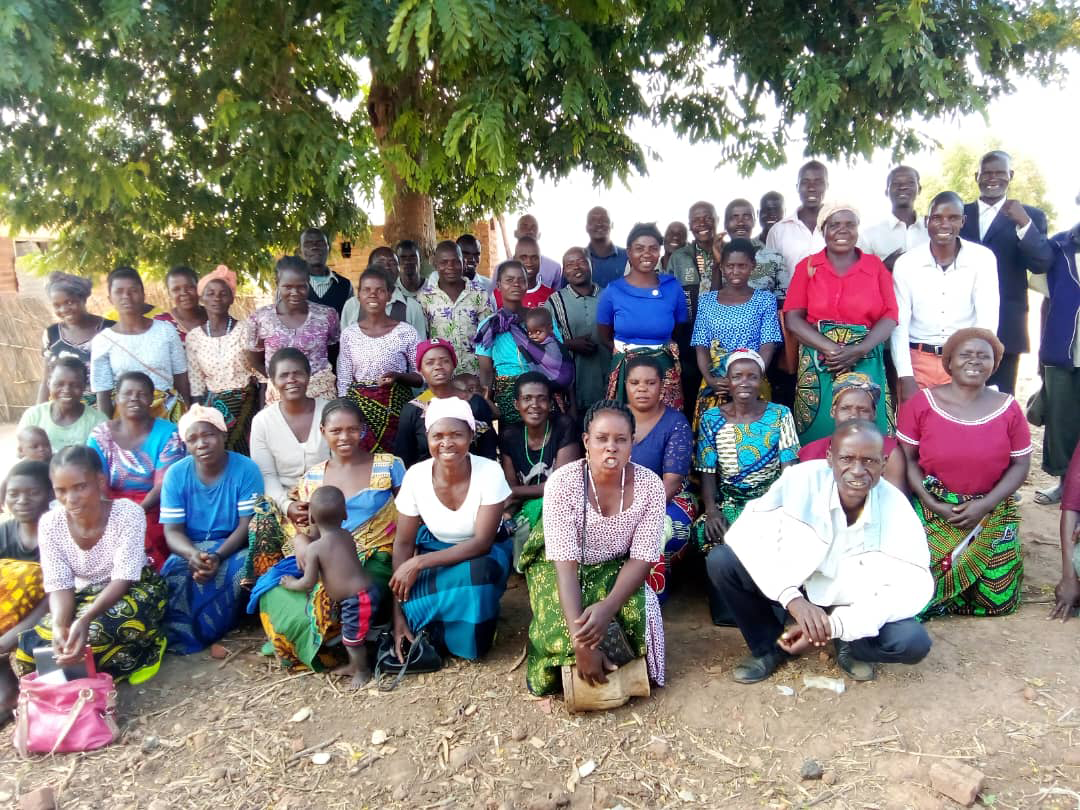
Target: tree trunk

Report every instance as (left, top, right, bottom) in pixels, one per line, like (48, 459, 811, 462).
(368, 68, 436, 260)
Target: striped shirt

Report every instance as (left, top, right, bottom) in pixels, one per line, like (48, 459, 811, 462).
(160, 452, 263, 542)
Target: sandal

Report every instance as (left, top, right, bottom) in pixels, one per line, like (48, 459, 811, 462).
(1035, 483, 1063, 506)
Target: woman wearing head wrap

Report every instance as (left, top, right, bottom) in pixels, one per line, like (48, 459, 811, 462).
(797, 371, 906, 491)
(38, 272, 114, 406)
(897, 327, 1031, 618)
(390, 396, 513, 661)
(598, 223, 690, 412)
(692, 350, 800, 621)
(248, 399, 404, 672)
(185, 265, 260, 454)
(393, 338, 498, 467)
(782, 204, 898, 443)
(158, 404, 264, 653)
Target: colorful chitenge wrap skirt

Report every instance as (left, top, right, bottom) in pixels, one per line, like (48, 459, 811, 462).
(267, 367, 336, 404)
(204, 381, 259, 455)
(493, 375, 523, 425)
(0, 560, 45, 637)
(915, 476, 1022, 617)
(693, 342, 772, 430)
(346, 380, 410, 453)
(160, 538, 249, 654)
(112, 387, 186, 423)
(520, 521, 649, 696)
(608, 344, 683, 411)
(14, 567, 167, 684)
(647, 487, 698, 604)
(692, 477, 775, 558)
(793, 321, 891, 444)
(245, 496, 394, 670)
(400, 526, 512, 661)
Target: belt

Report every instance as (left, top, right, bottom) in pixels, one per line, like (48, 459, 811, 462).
(910, 342, 944, 356)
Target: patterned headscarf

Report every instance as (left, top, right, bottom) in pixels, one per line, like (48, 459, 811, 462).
(45, 272, 93, 301)
(832, 372, 881, 407)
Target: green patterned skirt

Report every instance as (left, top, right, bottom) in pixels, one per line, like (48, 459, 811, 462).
(915, 476, 1022, 617)
(521, 519, 648, 696)
(793, 321, 891, 444)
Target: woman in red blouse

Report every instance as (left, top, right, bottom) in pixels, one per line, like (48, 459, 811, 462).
(783, 203, 898, 442)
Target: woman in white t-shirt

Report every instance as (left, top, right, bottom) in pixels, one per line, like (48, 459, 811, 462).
(390, 397, 512, 661)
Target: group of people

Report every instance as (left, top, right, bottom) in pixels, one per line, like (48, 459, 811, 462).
(3, 148, 1080, 722)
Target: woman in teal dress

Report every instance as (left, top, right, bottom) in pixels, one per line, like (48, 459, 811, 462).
(248, 399, 404, 671)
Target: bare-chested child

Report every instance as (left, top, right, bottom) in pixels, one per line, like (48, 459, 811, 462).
(279, 485, 379, 688)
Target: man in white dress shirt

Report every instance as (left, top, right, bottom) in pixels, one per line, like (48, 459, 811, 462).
(858, 166, 929, 270)
(706, 421, 933, 684)
(765, 160, 829, 298)
(891, 191, 999, 401)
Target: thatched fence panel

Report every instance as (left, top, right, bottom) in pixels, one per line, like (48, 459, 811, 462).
(0, 295, 49, 422)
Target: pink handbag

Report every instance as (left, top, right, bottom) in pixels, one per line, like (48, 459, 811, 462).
(12, 672, 120, 756)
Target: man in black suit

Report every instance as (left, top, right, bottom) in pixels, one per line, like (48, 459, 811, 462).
(960, 150, 1053, 394)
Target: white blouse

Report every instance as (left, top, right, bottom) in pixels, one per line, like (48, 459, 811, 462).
(395, 455, 511, 544)
(249, 399, 331, 512)
(38, 499, 148, 592)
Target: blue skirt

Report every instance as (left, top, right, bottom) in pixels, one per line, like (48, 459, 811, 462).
(161, 538, 248, 654)
(401, 527, 512, 660)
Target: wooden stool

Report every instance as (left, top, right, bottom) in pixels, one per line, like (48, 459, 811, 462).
(561, 657, 650, 713)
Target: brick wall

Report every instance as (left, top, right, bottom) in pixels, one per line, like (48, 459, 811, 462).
(327, 220, 502, 285)
(0, 237, 17, 295)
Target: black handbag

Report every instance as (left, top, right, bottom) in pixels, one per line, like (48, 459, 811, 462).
(373, 629, 443, 691)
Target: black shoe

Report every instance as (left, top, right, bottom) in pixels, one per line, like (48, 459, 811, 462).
(835, 641, 875, 681)
(732, 649, 787, 684)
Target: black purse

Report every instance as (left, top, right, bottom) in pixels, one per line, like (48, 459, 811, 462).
(581, 465, 636, 668)
(373, 629, 443, 691)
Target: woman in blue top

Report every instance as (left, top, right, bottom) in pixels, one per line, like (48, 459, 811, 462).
(159, 404, 264, 653)
(475, 260, 574, 424)
(598, 223, 690, 410)
(691, 238, 783, 427)
(625, 355, 696, 605)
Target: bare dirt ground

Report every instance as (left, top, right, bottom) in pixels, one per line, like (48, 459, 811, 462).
(2, 433, 1079, 810)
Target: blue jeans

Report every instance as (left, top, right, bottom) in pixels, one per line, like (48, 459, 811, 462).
(706, 544, 932, 663)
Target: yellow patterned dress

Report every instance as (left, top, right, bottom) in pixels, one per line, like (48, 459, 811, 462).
(0, 520, 45, 637)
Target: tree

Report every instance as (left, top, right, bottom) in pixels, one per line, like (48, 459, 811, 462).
(919, 141, 1058, 228)
(1, 1, 1076, 281)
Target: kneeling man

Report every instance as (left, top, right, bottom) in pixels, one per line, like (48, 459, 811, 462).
(707, 420, 933, 683)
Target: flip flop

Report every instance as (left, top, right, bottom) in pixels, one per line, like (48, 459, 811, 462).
(1035, 485, 1063, 506)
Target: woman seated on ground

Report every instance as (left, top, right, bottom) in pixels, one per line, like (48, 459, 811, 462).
(798, 372, 906, 492)
(185, 265, 260, 454)
(159, 405, 264, 653)
(19, 357, 106, 450)
(624, 356, 696, 604)
(691, 238, 782, 426)
(38, 271, 114, 406)
(154, 265, 207, 342)
(13, 447, 168, 685)
(88, 371, 186, 570)
(897, 327, 1031, 617)
(694, 350, 799, 622)
(498, 372, 581, 570)
(247, 349, 331, 580)
(476, 260, 573, 424)
(598, 223, 690, 411)
(90, 266, 191, 421)
(0, 461, 52, 724)
(247, 256, 339, 403)
(1050, 441, 1080, 622)
(394, 338, 498, 467)
(250, 400, 404, 671)
(390, 397, 513, 661)
(337, 267, 422, 453)
(783, 203, 897, 443)
(522, 400, 667, 695)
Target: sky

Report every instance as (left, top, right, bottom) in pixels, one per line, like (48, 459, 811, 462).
(366, 52, 1079, 260)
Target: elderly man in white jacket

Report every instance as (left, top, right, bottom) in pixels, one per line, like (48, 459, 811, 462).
(707, 420, 933, 684)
